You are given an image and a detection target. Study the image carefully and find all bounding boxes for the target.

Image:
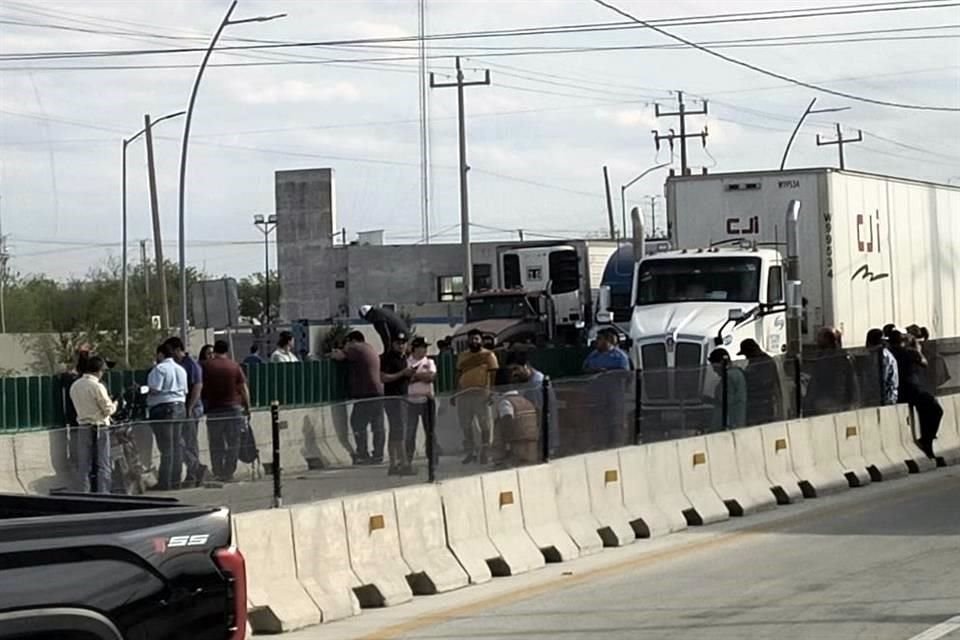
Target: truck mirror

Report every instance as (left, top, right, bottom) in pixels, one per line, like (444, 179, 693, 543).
(597, 311, 613, 324)
(728, 308, 745, 322)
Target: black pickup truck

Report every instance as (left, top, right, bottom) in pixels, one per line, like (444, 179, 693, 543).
(0, 493, 246, 640)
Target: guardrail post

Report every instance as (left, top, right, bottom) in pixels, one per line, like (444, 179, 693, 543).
(270, 401, 282, 508)
(426, 397, 437, 483)
(541, 376, 551, 462)
(721, 360, 729, 430)
(634, 369, 642, 445)
(793, 355, 803, 418)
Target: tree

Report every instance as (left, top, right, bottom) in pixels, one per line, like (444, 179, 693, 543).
(238, 271, 281, 324)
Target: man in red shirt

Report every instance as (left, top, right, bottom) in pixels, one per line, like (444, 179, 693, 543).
(201, 340, 251, 482)
(332, 331, 385, 465)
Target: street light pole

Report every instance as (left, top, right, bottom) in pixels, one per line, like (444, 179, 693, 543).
(121, 110, 184, 366)
(254, 214, 277, 325)
(176, 2, 285, 346)
(620, 162, 670, 239)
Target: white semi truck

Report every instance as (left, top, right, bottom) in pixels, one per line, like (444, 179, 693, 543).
(629, 168, 960, 422)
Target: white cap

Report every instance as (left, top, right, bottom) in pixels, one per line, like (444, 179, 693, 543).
(359, 305, 373, 317)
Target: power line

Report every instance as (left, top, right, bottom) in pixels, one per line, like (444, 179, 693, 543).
(590, 0, 960, 112)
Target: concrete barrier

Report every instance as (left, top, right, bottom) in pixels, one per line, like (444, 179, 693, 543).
(0, 436, 24, 494)
(516, 464, 580, 562)
(707, 430, 776, 516)
(480, 470, 547, 575)
(856, 407, 909, 481)
(895, 404, 937, 473)
(618, 446, 682, 536)
(438, 476, 499, 583)
(786, 418, 849, 497)
(552, 456, 605, 554)
(730, 426, 781, 510)
(342, 491, 414, 607)
(832, 412, 872, 487)
(290, 500, 362, 623)
(394, 485, 469, 593)
(645, 440, 697, 528)
(583, 450, 636, 546)
(233, 509, 322, 633)
(877, 405, 923, 473)
(936, 395, 959, 465)
(13, 429, 73, 494)
(676, 437, 731, 525)
(758, 422, 804, 504)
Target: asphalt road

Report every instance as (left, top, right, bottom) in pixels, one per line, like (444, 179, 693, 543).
(283, 466, 960, 640)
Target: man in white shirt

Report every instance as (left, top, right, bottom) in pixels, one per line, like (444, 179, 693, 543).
(69, 355, 117, 493)
(147, 342, 188, 490)
(405, 337, 437, 470)
(270, 331, 300, 363)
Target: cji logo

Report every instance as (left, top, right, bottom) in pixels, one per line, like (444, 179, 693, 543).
(856, 211, 881, 253)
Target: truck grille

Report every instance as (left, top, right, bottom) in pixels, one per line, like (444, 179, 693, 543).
(641, 344, 667, 369)
(639, 340, 704, 403)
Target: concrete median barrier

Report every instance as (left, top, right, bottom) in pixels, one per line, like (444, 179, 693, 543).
(553, 456, 605, 554)
(0, 436, 23, 494)
(13, 430, 73, 494)
(877, 405, 921, 473)
(645, 440, 697, 528)
(895, 404, 937, 473)
(832, 412, 872, 487)
(480, 470, 546, 575)
(439, 476, 499, 583)
(618, 445, 682, 537)
(289, 500, 362, 623)
(758, 422, 804, 504)
(342, 491, 414, 607)
(233, 509, 322, 633)
(394, 485, 469, 594)
(583, 450, 636, 546)
(516, 464, 580, 562)
(731, 426, 781, 510)
(936, 395, 959, 465)
(676, 437, 730, 525)
(856, 407, 909, 481)
(707, 430, 776, 517)
(787, 418, 849, 497)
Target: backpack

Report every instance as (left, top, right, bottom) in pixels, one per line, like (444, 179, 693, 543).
(238, 418, 259, 464)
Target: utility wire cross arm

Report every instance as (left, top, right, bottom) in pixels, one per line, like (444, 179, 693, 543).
(816, 123, 863, 170)
(429, 70, 491, 89)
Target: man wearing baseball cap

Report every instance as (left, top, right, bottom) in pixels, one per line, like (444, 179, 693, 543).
(738, 339, 780, 426)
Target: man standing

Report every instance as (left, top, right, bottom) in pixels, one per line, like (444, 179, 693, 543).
(69, 355, 116, 493)
(381, 333, 414, 475)
(165, 337, 208, 487)
(583, 329, 631, 447)
(890, 331, 943, 459)
(456, 329, 499, 464)
(270, 331, 300, 363)
(738, 338, 781, 425)
(243, 344, 265, 368)
(202, 340, 252, 482)
(865, 329, 899, 406)
(707, 349, 747, 430)
(359, 305, 410, 353)
(803, 327, 859, 416)
(147, 342, 187, 490)
(332, 331, 385, 464)
(406, 337, 437, 469)
(492, 365, 541, 467)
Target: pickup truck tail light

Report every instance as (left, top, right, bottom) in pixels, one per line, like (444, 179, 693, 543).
(214, 546, 247, 640)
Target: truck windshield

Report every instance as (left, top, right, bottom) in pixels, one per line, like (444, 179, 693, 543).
(466, 296, 531, 321)
(635, 257, 761, 305)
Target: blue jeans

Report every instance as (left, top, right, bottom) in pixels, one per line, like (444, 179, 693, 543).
(150, 402, 186, 489)
(76, 425, 111, 493)
(206, 406, 244, 480)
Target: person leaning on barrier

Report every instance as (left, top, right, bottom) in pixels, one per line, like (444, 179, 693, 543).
(707, 348, 747, 430)
(332, 331, 386, 465)
(69, 355, 117, 493)
(583, 329, 631, 447)
(803, 327, 860, 416)
(738, 338, 781, 426)
(890, 330, 943, 459)
(491, 364, 540, 467)
(146, 342, 188, 491)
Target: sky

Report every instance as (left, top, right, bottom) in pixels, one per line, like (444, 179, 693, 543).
(0, 0, 958, 281)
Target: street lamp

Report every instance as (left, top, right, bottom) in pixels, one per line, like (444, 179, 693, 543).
(779, 98, 850, 170)
(176, 1, 285, 345)
(253, 214, 277, 325)
(620, 162, 670, 240)
(121, 110, 184, 365)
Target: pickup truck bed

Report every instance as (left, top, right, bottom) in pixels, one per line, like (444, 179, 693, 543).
(0, 493, 245, 640)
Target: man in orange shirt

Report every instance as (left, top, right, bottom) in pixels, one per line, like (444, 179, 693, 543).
(456, 329, 499, 464)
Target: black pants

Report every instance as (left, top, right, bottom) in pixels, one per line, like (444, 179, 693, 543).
(206, 406, 244, 480)
(149, 402, 185, 490)
(350, 397, 384, 461)
(406, 398, 435, 462)
(905, 390, 943, 443)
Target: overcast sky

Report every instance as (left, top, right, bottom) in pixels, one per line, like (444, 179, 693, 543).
(1, 0, 957, 280)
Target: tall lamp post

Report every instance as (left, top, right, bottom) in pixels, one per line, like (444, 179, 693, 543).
(121, 110, 184, 366)
(176, 1, 285, 345)
(620, 162, 670, 240)
(253, 214, 277, 325)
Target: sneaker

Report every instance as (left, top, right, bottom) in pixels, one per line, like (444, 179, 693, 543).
(462, 453, 477, 464)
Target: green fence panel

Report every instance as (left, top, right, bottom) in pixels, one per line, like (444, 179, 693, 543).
(26, 377, 42, 429)
(3, 378, 16, 431)
(40, 376, 55, 427)
(15, 377, 31, 429)
(435, 353, 456, 394)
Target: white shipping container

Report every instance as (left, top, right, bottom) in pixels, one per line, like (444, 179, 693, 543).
(666, 168, 960, 343)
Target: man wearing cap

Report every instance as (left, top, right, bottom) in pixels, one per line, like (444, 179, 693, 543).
(406, 337, 437, 469)
(707, 348, 747, 430)
(381, 332, 414, 475)
(738, 339, 781, 426)
(359, 305, 410, 354)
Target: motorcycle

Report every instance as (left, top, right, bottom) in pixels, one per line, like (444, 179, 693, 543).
(108, 385, 150, 495)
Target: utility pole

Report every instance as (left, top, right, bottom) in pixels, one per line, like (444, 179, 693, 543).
(653, 91, 708, 175)
(602, 166, 616, 240)
(430, 56, 490, 296)
(144, 114, 171, 331)
(254, 214, 278, 325)
(646, 195, 659, 239)
(0, 195, 8, 334)
(140, 239, 150, 302)
(816, 122, 863, 170)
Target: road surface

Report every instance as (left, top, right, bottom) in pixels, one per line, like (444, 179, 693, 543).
(283, 466, 960, 640)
